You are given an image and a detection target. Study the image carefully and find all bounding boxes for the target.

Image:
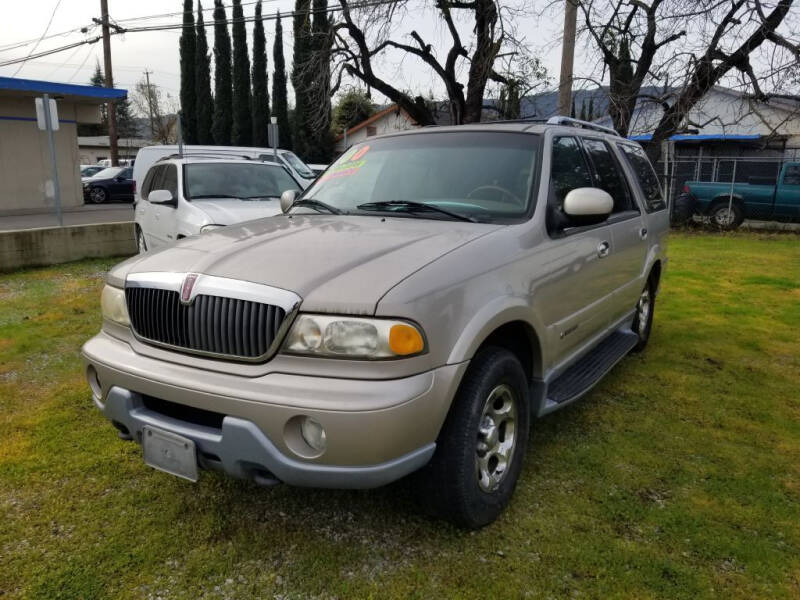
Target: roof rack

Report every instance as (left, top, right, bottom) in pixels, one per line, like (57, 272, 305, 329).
(158, 153, 253, 161)
(546, 116, 619, 136)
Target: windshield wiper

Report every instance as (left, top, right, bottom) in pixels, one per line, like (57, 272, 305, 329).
(356, 200, 477, 223)
(291, 198, 342, 214)
(190, 194, 245, 200)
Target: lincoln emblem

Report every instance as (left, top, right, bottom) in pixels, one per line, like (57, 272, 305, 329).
(180, 273, 199, 304)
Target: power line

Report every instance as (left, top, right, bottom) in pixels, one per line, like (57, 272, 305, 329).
(12, 0, 64, 76)
(0, 0, 398, 69)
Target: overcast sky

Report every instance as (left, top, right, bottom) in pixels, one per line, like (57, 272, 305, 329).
(0, 0, 584, 114)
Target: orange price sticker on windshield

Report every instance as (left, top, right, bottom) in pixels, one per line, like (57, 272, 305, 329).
(350, 145, 370, 161)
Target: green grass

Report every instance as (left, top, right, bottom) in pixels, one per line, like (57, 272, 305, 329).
(1, 232, 799, 599)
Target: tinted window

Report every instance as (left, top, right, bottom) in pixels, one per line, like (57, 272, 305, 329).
(121, 168, 133, 179)
(783, 165, 800, 186)
(582, 139, 634, 213)
(619, 143, 666, 212)
(185, 163, 300, 199)
(161, 164, 178, 198)
(548, 136, 594, 233)
(141, 166, 158, 198)
(300, 132, 539, 222)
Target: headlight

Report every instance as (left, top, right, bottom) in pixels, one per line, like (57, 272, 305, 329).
(200, 224, 224, 233)
(283, 315, 425, 359)
(100, 285, 130, 326)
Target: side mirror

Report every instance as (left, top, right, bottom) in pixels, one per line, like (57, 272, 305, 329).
(148, 189, 176, 206)
(563, 187, 613, 222)
(280, 189, 299, 213)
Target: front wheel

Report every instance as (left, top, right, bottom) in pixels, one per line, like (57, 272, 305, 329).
(88, 186, 107, 204)
(417, 347, 530, 529)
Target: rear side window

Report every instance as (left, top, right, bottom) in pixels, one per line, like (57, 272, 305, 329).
(618, 143, 666, 212)
(547, 136, 594, 234)
(582, 139, 634, 213)
(783, 165, 800, 186)
(121, 168, 133, 179)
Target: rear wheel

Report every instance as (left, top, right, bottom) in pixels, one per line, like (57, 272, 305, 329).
(708, 201, 744, 230)
(631, 277, 655, 352)
(417, 347, 530, 529)
(88, 186, 107, 204)
(670, 193, 695, 226)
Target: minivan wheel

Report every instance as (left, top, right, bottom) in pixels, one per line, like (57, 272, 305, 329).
(136, 227, 147, 253)
(631, 278, 655, 352)
(417, 347, 530, 529)
(88, 187, 107, 204)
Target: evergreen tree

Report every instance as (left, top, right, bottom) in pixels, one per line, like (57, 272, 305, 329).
(78, 62, 107, 136)
(587, 96, 595, 122)
(292, 0, 312, 159)
(570, 98, 576, 118)
(231, 0, 252, 145)
(579, 98, 587, 121)
(116, 95, 137, 138)
(195, 1, 214, 144)
(332, 88, 374, 134)
(308, 0, 333, 162)
(179, 0, 197, 143)
(272, 13, 292, 149)
(212, 0, 233, 145)
(251, 0, 270, 146)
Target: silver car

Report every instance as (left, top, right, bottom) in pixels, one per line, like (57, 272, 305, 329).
(82, 118, 668, 528)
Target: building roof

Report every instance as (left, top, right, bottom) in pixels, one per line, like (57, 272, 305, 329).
(336, 104, 417, 141)
(0, 76, 127, 104)
(78, 136, 151, 148)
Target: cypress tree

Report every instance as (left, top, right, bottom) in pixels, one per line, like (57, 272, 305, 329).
(212, 0, 233, 145)
(309, 0, 333, 162)
(251, 0, 270, 146)
(272, 13, 292, 150)
(195, 1, 214, 144)
(231, 0, 252, 146)
(292, 0, 312, 159)
(587, 96, 595, 121)
(179, 0, 197, 144)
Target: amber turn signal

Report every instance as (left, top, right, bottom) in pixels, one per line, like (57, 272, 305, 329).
(389, 323, 425, 355)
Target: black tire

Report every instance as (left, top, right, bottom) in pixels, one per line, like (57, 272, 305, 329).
(136, 227, 147, 253)
(417, 347, 530, 529)
(631, 277, 655, 352)
(670, 193, 696, 226)
(88, 186, 107, 204)
(708, 201, 744, 230)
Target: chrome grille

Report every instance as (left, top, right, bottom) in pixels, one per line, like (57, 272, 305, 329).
(126, 286, 286, 360)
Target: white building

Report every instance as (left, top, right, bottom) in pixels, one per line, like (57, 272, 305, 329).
(334, 105, 417, 153)
(78, 136, 151, 165)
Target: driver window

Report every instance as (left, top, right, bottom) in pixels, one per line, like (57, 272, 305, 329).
(547, 136, 593, 234)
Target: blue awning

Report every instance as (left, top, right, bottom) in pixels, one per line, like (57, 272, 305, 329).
(0, 76, 127, 100)
(629, 133, 762, 142)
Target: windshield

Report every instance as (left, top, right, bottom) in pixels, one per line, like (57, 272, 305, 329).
(299, 131, 539, 222)
(184, 162, 300, 200)
(92, 167, 124, 179)
(281, 151, 316, 179)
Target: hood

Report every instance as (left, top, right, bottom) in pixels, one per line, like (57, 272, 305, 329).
(112, 215, 500, 314)
(193, 198, 283, 225)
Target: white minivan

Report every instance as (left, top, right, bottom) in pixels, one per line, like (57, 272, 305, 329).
(132, 145, 316, 199)
(134, 156, 302, 253)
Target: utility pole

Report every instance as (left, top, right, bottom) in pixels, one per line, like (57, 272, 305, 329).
(557, 0, 578, 117)
(143, 69, 156, 140)
(99, 0, 118, 166)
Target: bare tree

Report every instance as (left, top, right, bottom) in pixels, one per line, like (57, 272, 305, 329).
(331, 0, 536, 125)
(131, 77, 179, 144)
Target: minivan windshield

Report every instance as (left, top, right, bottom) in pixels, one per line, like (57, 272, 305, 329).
(184, 162, 300, 200)
(298, 131, 539, 222)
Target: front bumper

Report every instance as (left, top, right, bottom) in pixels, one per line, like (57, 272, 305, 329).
(82, 331, 467, 489)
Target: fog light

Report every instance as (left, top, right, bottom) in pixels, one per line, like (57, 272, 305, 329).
(300, 417, 326, 452)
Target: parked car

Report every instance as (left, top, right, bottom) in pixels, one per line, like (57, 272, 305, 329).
(80, 164, 104, 180)
(82, 117, 668, 528)
(678, 162, 800, 229)
(83, 166, 135, 204)
(134, 157, 302, 252)
(308, 163, 328, 176)
(132, 145, 316, 196)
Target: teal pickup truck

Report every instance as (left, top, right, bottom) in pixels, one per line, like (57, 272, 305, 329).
(679, 162, 800, 229)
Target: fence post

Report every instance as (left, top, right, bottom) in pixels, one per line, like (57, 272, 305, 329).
(726, 160, 737, 226)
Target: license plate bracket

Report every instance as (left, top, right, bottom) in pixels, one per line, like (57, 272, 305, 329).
(142, 425, 199, 482)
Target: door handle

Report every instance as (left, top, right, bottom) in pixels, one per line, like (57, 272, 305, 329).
(597, 241, 610, 258)
(639, 227, 648, 240)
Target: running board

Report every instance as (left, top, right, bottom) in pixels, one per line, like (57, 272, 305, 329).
(543, 330, 638, 411)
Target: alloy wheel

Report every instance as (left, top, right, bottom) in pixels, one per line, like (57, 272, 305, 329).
(636, 288, 651, 337)
(475, 383, 518, 493)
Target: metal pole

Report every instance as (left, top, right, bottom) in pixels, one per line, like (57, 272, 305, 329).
(42, 94, 63, 227)
(100, 0, 119, 167)
(557, 0, 578, 117)
(726, 160, 737, 225)
(143, 69, 155, 139)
